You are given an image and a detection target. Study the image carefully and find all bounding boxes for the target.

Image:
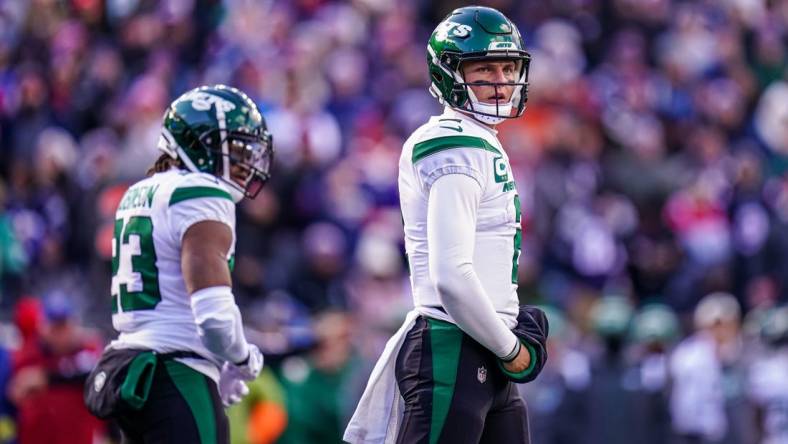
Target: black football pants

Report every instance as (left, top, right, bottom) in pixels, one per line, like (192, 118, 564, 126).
(116, 360, 228, 444)
(395, 316, 530, 444)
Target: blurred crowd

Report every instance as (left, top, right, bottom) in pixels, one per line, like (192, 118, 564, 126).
(0, 0, 786, 443)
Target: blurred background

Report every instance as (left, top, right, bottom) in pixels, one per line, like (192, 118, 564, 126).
(0, 0, 787, 443)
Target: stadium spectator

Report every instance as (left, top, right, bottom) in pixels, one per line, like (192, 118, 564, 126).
(669, 292, 755, 444)
(748, 305, 788, 444)
(278, 311, 359, 444)
(0, 341, 14, 444)
(8, 293, 105, 444)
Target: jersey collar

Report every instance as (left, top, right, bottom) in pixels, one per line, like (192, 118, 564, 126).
(443, 106, 499, 136)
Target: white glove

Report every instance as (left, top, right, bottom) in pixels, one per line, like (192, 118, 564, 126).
(217, 345, 264, 407)
(218, 367, 249, 407)
(234, 344, 264, 381)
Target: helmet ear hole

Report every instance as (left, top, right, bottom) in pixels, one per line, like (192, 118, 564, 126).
(433, 72, 443, 82)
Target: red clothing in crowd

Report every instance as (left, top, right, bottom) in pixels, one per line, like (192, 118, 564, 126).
(12, 334, 105, 444)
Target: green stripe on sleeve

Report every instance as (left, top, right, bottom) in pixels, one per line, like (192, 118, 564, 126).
(412, 135, 501, 163)
(164, 360, 218, 444)
(427, 318, 463, 444)
(169, 186, 233, 206)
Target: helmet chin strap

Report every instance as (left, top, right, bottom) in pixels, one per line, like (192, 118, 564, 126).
(225, 184, 245, 203)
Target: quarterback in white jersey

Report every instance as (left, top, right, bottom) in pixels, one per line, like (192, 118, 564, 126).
(400, 106, 522, 343)
(346, 7, 548, 444)
(86, 85, 272, 444)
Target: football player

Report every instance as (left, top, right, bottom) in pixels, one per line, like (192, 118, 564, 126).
(346, 6, 544, 444)
(93, 85, 272, 443)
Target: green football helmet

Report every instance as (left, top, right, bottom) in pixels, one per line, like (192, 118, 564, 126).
(427, 6, 531, 124)
(157, 84, 273, 201)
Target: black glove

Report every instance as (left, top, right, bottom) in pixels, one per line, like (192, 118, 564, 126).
(498, 305, 549, 383)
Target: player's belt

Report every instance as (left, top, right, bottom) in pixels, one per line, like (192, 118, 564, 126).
(155, 350, 208, 361)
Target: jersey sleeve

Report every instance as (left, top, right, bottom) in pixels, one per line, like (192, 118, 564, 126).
(168, 175, 236, 243)
(411, 135, 498, 191)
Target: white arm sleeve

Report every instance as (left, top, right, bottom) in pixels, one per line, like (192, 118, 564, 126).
(427, 173, 520, 359)
(190, 286, 250, 364)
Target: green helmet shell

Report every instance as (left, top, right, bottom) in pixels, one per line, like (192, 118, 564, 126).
(427, 6, 530, 118)
(158, 84, 273, 199)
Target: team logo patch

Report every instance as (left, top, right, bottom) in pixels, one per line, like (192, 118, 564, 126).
(488, 41, 515, 50)
(477, 366, 487, 384)
(493, 157, 509, 183)
(94, 371, 107, 392)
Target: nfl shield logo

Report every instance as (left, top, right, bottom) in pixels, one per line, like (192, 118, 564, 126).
(477, 366, 487, 384)
(94, 371, 107, 392)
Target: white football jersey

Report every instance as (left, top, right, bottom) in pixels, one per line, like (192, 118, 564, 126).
(399, 107, 521, 327)
(109, 168, 236, 380)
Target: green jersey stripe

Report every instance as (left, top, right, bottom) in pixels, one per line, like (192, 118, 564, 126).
(169, 186, 232, 206)
(412, 135, 501, 163)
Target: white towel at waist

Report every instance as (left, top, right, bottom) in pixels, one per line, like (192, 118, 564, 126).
(343, 310, 421, 444)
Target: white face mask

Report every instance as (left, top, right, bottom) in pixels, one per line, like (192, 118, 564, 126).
(465, 87, 513, 125)
(461, 72, 525, 126)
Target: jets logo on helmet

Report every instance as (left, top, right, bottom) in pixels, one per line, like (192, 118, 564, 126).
(157, 85, 274, 202)
(427, 7, 531, 125)
(183, 90, 237, 113)
(435, 21, 473, 40)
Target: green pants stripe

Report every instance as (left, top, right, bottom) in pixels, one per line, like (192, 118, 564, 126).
(427, 318, 463, 444)
(396, 316, 530, 444)
(165, 360, 218, 444)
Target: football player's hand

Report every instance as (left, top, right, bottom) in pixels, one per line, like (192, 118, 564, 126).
(224, 344, 264, 382)
(236, 344, 264, 380)
(502, 343, 531, 373)
(219, 364, 250, 407)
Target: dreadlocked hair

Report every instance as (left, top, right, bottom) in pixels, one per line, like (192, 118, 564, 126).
(146, 154, 184, 176)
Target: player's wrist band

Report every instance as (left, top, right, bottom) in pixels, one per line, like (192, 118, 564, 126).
(500, 340, 521, 363)
(234, 350, 250, 367)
